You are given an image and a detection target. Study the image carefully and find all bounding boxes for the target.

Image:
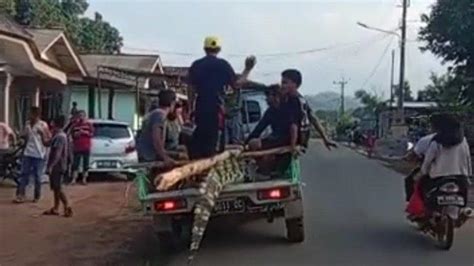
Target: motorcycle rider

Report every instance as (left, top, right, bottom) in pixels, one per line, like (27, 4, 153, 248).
(419, 113, 472, 198)
(402, 114, 441, 201)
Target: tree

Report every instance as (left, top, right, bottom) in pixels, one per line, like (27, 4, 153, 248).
(354, 89, 385, 116)
(6, 0, 122, 54)
(335, 112, 354, 137)
(0, 0, 16, 16)
(13, 0, 32, 25)
(353, 89, 385, 133)
(419, 0, 474, 107)
(77, 13, 123, 54)
(417, 71, 467, 112)
(394, 80, 414, 102)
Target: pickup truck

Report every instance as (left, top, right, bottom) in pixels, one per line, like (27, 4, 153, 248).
(142, 166, 304, 246)
(133, 87, 305, 248)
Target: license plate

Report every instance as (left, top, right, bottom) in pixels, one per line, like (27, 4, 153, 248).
(214, 198, 245, 214)
(97, 161, 118, 168)
(437, 195, 465, 206)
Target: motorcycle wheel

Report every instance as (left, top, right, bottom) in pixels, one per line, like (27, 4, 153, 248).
(435, 216, 454, 250)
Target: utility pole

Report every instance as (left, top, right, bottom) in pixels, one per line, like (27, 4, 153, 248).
(334, 77, 349, 119)
(397, 0, 408, 124)
(390, 49, 395, 106)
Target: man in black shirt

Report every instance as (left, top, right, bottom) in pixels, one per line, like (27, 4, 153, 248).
(246, 84, 303, 151)
(188, 36, 256, 158)
(281, 69, 337, 150)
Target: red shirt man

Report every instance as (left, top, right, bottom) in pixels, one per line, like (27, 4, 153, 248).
(70, 111, 93, 184)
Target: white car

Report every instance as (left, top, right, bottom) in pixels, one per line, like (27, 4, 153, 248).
(88, 120, 138, 178)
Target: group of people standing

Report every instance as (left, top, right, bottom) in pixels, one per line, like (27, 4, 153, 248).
(2, 103, 94, 217)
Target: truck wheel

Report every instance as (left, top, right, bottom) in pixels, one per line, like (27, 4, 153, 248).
(286, 217, 305, 243)
(156, 218, 192, 251)
(156, 231, 179, 251)
(172, 218, 192, 247)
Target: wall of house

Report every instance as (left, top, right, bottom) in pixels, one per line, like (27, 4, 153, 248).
(10, 77, 37, 129)
(0, 73, 6, 123)
(114, 90, 136, 128)
(66, 86, 136, 128)
(95, 89, 109, 120)
(65, 85, 89, 116)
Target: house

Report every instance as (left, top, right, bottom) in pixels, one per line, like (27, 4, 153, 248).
(378, 101, 438, 137)
(0, 15, 87, 129)
(74, 53, 169, 130)
(0, 14, 190, 132)
(163, 66, 189, 98)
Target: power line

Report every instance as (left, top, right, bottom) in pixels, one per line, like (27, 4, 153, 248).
(359, 36, 395, 90)
(334, 77, 349, 116)
(122, 33, 393, 59)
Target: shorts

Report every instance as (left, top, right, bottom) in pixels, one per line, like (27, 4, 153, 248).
(49, 168, 64, 191)
(73, 151, 90, 172)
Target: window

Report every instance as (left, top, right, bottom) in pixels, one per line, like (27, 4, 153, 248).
(241, 100, 261, 124)
(93, 123, 131, 139)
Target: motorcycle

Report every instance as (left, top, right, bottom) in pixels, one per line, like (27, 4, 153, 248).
(409, 176, 472, 250)
(0, 144, 24, 186)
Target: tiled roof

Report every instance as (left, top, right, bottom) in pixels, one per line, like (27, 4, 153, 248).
(163, 66, 188, 77)
(0, 15, 31, 39)
(27, 29, 63, 52)
(80, 53, 161, 88)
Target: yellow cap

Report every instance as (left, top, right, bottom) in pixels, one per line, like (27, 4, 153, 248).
(204, 36, 221, 49)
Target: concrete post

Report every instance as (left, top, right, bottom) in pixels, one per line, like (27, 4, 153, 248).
(0, 71, 13, 124)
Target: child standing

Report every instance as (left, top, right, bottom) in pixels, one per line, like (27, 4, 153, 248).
(43, 115, 72, 217)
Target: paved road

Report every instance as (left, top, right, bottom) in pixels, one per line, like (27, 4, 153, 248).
(160, 142, 473, 266)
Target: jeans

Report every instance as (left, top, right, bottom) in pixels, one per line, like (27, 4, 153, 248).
(17, 156, 45, 200)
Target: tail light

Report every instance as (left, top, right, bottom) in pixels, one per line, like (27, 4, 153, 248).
(439, 183, 460, 193)
(154, 199, 187, 212)
(257, 187, 291, 200)
(125, 141, 136, 154)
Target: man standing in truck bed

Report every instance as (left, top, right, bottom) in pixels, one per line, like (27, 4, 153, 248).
(187, 36, 256, 159)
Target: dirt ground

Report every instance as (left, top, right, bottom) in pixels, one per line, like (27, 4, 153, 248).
(0, 180, 164, 266)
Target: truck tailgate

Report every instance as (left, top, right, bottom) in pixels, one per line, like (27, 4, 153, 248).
(143, 179, 299, 215)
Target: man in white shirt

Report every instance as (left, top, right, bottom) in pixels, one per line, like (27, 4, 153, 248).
(14, 107, 51, 203)
(402, 115, 441, 202)
(413, 133, 436, 158)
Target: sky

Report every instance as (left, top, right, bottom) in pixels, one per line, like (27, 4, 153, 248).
(86, 0, 446, 98)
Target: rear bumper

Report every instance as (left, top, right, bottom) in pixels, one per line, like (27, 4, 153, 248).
(148, 180, 304, 234)
(143, 180, 303, 217)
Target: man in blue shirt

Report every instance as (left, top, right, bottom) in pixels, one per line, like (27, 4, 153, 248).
(188, 36, 256, 159)
(137, 90, 177, 164)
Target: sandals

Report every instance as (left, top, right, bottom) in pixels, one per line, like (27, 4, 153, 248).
(43, 208, 60, 216)
(43, 208, 73, 217)
(13, 198, 25, 204)
(64, 207, 73, 218)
